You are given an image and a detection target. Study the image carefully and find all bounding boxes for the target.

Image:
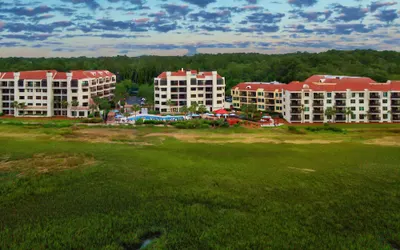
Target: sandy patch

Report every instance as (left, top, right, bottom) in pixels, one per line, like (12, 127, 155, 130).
(0, 153, 97, 175)
(144, 133, 343, 144)
(364, 136, 400, 147)
(288, 167, 316, 173)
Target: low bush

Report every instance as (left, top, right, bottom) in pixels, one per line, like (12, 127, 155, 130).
(87, 113, 94, 118)
(135, 118, 144, 125)
(171, 119, 230, 129)
(143, 120, 165, 125)
(287, 126, 305, 134)
(305, 124, 345, 133)
(0, 112, 3, 116)
(80, 118, 103, 124)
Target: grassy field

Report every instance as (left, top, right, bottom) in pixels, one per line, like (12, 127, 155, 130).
(0, 124, 400, 249)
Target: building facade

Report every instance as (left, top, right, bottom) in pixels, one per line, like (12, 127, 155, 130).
(282, 75, 400, 123)
(231, 82, 285, 113)
(0, 70, 116, 118)
(154, 69, 225, 113)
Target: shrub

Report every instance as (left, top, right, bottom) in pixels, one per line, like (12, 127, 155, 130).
(0, 112, 3, 116)
(135, 118, 144, 125)
(144, 120, 165, 125)
(287, 126, 305, 134)
(87, 113, 94, 118)
(305, 124, 345, 133)
(80, 118, 103, 124)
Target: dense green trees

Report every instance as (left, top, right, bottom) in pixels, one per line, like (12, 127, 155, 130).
(0, 50, 399, 95)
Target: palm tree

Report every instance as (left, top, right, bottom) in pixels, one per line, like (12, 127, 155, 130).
(241, 104, 249, 119)
(387, 110, 392, 123)
(180, 105, 188, 116)
(189, 103, 198, 115)
(345, 107, 354, 123)
(198, 105, 207, 114)
(71, 100, 79, 109)
(18, 102, 26, 116)
(12, 101, 19, 115)
(324, 107, 336, 123)
(132, 104, 141, 118)
(166, 99, 175, 114)
(300, 104, 306, 123)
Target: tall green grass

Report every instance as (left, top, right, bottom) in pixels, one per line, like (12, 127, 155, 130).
(0, 137, 399, 249)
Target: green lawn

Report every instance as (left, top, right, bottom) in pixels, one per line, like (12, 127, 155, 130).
(0, 126, 400, 249)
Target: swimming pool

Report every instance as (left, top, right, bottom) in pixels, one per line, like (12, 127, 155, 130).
(126, 114, 186, 121)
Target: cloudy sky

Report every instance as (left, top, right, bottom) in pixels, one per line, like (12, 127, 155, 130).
(0, 0, 399, 57)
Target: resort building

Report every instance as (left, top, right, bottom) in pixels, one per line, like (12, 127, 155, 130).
(0, 70, 116, 117)
(154, 69, 225, 113)
(231, 82, 285, 113)
(282, 75, 400, 123)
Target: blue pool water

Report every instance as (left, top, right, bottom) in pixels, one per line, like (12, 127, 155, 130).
(127, 114, 185, 121)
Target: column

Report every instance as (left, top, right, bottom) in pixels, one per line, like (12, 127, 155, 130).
(13, 72, 20, 117)
(67, 72, 72, 117)
(212, 71, 218, 110)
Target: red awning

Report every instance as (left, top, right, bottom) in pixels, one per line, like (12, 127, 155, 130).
(214, 109, 229, 115)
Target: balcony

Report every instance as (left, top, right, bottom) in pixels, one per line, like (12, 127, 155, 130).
(290, 115, 301, 122)
(393, 115, 400, 122)
(369, 115, 381, 121)
(266, 93, 274, 99)
(240, 98, 247, 102)
(313, 115, 324, 122)
(335, 101, 346, 106)
(249, 93, 256, 97)
(335, 93, 346, 99)
(240, 92, 247, 97)
(369, 108, 380, 113)
(290, 93, 301, 99)
(335, 115, 346, 122)
(369, 100, 381, 106)
(265, 100, 275, 105)
(313, 108, 323, 114)
(369, 93, 381, 99)
(336, 108, 345, 114)
(392, 100, 400, 106)
(313, 101, 324, 106)
(313, 93, 324, 99)
(391, 93, 400, 99)
(291, 109, 301, 114)
(290, 101, 301, 106)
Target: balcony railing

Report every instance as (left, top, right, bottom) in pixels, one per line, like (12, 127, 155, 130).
(313, 94, 324, 99)
(290, 101, 301, 106)
(290, 94, 301, 99)
(369, 94, 380, 99)
(336, 108, 345, 114)
(291, 116, 301, 121)
(370, 116, 381, 121)
(392, 101, 400, 106)
(291, 109, 301, 114)
(391, 93, 400, 99)
(313, 109, 324, 114)
(335, 94, 346, 99)
(313, 101, 324, 106)
(369, 101, 381, 106)
(392, 108, 400, 113)
(369, 108, 380, 113)
(335, 101, 346, 106)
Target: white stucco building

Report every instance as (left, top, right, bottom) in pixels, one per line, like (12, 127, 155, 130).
(0, 70, 116, 117)
(282, 75, 400, 123)
(154, 69, 225, 113)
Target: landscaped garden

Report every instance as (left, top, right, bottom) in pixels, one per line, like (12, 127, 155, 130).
(0, 123, 399, 249)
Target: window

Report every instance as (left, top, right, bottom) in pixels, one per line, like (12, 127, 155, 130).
(161, 95, 167, 98)
(359, 114, 365, 119)
(383, 107, 388, 111)
(72, 97, 78, 101)
(351, 114, 356, 119)
(327, 93, 332, 98)
(351, 107, 356, 111)
(383, 92, 388, 97)
(20, 96, 25, 100)
(36, 103, 41, 106)
(198, 94, 203, 97)
(79, 112, 85, 117)
(305, 93, 309, 97)
(72, 89, 78, 93)
(351, 99, 356, 104)
(304, 100, 309, 104)
(359, 93, 364, 98)
(43, 89, 47, 93)
(327, 100, 332, 104)
(305, 107, 310, 112)
(71, 111, 77, 117)
(83, 95, 88, 99)
(191, 87, 196, 91)
(383, 99, 388, 104)
(43, 96, 47, 100)
(36, 89, 41, 92)
(36, 96, 41, 100)
(191, 94, 196, 98)
(352, 93, 356, 98)
(359, 107, 365, 111)
(359, 99, 364, 104)
(28, 96, 33, 100)
(383, 114, 388, 119)
(305, 115, 310, 120)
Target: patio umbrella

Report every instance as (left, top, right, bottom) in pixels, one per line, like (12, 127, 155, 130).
(214, 109, 229, 115)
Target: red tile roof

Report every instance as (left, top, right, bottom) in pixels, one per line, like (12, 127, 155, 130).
(0, 70, 115, 80)
(157, 69, 222, 78)
(233, 83, 285, 91)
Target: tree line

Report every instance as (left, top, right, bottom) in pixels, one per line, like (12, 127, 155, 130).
(1, 50, 399, 94)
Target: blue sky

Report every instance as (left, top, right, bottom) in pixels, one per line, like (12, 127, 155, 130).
(0, 0, 399, 57)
